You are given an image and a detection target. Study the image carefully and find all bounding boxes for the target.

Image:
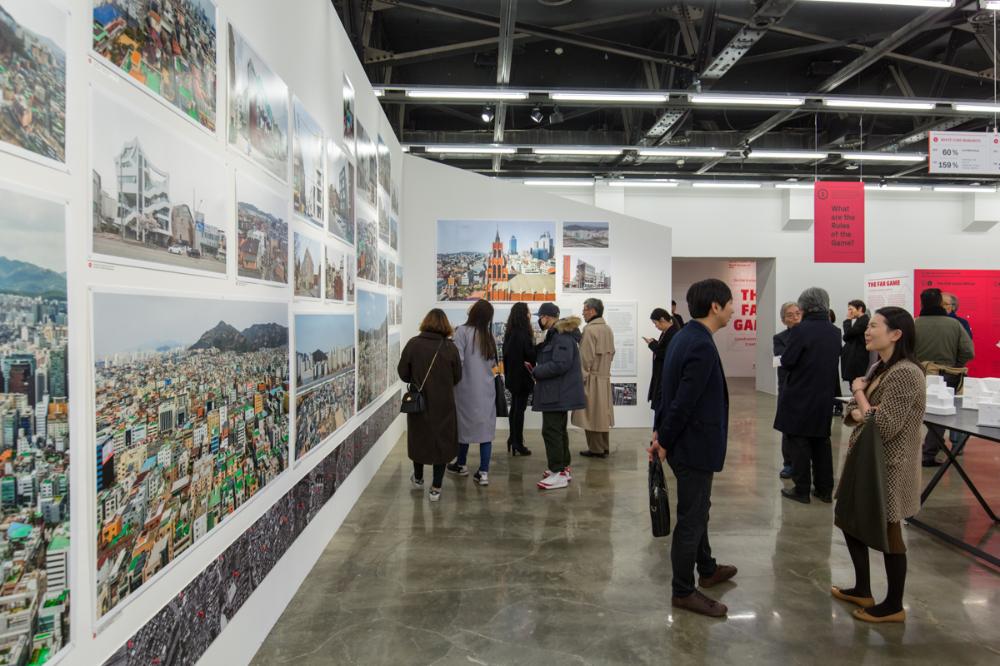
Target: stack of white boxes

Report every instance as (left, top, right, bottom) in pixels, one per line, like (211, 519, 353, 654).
(958, 377, 1000, 428)
(925, 376, 956, 416)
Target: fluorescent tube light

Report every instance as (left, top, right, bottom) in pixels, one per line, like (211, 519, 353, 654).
(532, 147, 623, 156)
(405, 88, 529, 100)
(638, 148, 728, 158)
(608, 180, 680, 188)
(842, 152, 926, 162)
(748, 150, 829, 160)
(692, 182, 762, 189)
(522, 179, 594, 187)
(424, 145, 516, 155)
(952, 102, 1000, 113)
(865, 184, 922, 192)
(690, 94, 805, 107)
(798, 0, 954, 7)
(824, 98, 936, 111)
(774, 182, 816, 189)
(932, 185, 997, 193)
(374, 89, 384, 97)
(549, 92, 668, 103)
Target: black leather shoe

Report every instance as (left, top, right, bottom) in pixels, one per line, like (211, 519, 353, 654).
(580, 451, 609, 458)
(921, 459, 942, 468)
(512, 446, 532, 456)
(781, 488, 811, 504)
(812, 490, 833, 503)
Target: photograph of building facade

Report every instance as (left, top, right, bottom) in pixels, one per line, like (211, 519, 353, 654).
(437, 221, 557, 302)
(92, 0, 216, 132)
(0, 187, 70, 665)
(341, 73, 354, 150)
(356, 289, 387, 411)
(345, 256, 356, 303)
(291, 98, 323, 227)
(227, 24, 287, 181)
(293, 230, 321, 299)
(236, 172, 288, 285)
(0, 0, 66, 163)
(92, 292, 289, 620)
(91, 88, 227, 274)
(563, 222, 609, 248)
(356, 213, 377, 284)
(327, 141, 354, 245)
(355, 121, 376, 209)
(325, 244, 345, 302)
(294, 314, 353, 393)
(563, 253, 612, 293)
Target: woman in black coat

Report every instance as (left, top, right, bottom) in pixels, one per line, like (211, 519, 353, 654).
(502, 303, 535, 456)
(841, 300, 872, 384)
(643, 308, 678, 410)
(398, 309, 462, 501)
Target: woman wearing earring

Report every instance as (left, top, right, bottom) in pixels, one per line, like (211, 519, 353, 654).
(832, 306, 925, 623)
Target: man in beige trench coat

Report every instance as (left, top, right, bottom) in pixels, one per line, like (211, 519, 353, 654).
(573, 298, 615, 458)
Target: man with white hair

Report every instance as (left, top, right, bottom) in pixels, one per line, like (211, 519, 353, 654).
(773, 301, 802, 479)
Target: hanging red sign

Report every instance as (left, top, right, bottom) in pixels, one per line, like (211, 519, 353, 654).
(814, 181, 865, 263)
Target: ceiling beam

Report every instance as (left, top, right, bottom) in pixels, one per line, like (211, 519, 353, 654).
(492, 0, 517, 172)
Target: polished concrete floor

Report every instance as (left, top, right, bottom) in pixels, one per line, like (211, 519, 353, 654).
(253, 379, 999, 665)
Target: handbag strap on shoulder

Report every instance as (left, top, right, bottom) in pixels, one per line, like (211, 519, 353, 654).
(418, 339, 445, 392)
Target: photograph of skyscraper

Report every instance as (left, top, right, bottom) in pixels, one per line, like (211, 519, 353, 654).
(293, 230, 321, 299)
(92, 292, 289, 620)
(294, 314, 353, 392)
(563, 253, 612, 293)
(0, 0, 66, 163)
(236, 172, 288, 285)
(357, 289, 387, 411)
(356, 213, 377, 284)
(0, 186, 70, 665)
(437, 220, 557, 302)
(91, 87, 227, 274)
(227, 24, 287, 181)
(324, 244, 345, 302)
(327, 141, 354, 245)
(355, 121, 376, 209)
(291, 97, 323, 227)
(563, 222, 609, 248)
(92, 0, 216, 132)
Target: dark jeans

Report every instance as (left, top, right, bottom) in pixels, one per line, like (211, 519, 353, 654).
(781, 434, 792, 468)
(413, 462, 445, 488)
(669, 459, 717, 597)
(508, 391, 530, 447)
(541, 411, 571, 473)
(788, 435, 834, 496)
(457, 442, 493, 472)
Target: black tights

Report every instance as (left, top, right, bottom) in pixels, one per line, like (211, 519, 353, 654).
(841, 530, 907, 616)
(414, 462, 445, 489)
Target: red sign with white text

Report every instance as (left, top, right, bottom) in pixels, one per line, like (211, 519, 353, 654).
(914, 269, 1000, 378)
(814, 181, 865, 263)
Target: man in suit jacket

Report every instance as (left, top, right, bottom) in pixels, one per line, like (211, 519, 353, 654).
(773, 302, 802, 479)
(650, 279, 737, 618)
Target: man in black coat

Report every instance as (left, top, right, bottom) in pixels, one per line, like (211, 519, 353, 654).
(643, 307, 678, 409)
(649, 279, 737, 618)
(773, 301, 802, 479)
(775, 287, 843, 504)
(841, 299, 871, 387)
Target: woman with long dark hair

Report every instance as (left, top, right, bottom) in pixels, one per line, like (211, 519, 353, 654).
(832, 306, 925, 623)
(502, 302, 535, 455)
(447, 299, 498, 485)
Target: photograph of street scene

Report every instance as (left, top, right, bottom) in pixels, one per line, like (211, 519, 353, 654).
(437, 220, 556, 302)
(293, 230, 321, 299)
(612, 382, 637, 406)
(327, 141, 354, 245)
(93, 292, 289, 619)
(295, 371, 355, 460)
(342, 73, 354, 149)
(325, 244, 344, 302)
(345, 256, 356, 303)
(356, 212, 377, 284)
(228, 24, 287, 181)
(563, 252, 612, 293)
(357, 289, 387, 411)
(0, 0, 66, 163)
(91, 88, 227, 275)
(563, 221, 609, 248)
(92, 0, 216, 132)
(0, 187, 70, 665)
(291, 97, 323, 227)
(388, 332, 400, 385)
(355, 121, 376, 209)
(236, 172, 287, 285)
(294, 314, 353, 393)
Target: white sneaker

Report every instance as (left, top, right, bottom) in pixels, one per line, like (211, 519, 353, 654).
(410, 474, 424, 490)
(474, 471, 489, 486)
(446, 463, 469, 476)
(429, 488, 441, 502)
(537, 471, 569, 490)
(542, 468, 572, 482)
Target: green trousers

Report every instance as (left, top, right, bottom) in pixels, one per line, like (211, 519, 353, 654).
(542, 411, 571, 473)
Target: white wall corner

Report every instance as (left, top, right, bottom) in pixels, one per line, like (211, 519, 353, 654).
(962, 193, 1000, 232)
(594, 180, 625, 214)
(780, 189, 813, 231)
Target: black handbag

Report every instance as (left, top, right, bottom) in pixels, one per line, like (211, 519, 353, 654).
(493, 369, 509, 417)
(648, 457, 671, 537)
(834, 416, 890, 552)
(400, 341, 443, 414)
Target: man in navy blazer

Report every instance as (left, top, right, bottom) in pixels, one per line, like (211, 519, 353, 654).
(650, 279, 737, 618)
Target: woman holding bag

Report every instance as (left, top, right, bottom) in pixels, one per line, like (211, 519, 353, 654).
(832, 306, 925, 623)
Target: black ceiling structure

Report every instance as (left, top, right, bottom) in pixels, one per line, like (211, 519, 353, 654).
(332, 0, 1000, 184)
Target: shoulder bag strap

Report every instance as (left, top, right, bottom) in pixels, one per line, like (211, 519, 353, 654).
(418, 340, 445, 391)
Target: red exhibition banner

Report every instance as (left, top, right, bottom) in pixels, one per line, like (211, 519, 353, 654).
(814, 181, 865, 263)
(914, 269, 1000, 378)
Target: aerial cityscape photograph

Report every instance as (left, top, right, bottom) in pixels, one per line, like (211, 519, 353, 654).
(562, 221, 609, 248)
(356, 213, 378, 284)
(295, 368, 355, 460)
(291, 97, 324, 227)
(356, 289, 387, 411)
(237, 172, 288, 285)
(92, 292, 289, 619)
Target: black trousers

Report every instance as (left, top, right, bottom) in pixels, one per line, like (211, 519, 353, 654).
(788, 435, 834, 496)
(413, 462, 445, 488)
(508, 391, 530, 447)
(668, 459, 718, 597)
(781, 434, 792, 468)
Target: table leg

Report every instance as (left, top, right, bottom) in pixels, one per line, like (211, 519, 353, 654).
(935, 438, 1000, 523)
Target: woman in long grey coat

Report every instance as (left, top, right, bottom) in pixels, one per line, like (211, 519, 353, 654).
(446, 299, 498, 486)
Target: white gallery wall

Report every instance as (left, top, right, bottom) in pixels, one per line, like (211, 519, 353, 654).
(402, 157, 673, 428)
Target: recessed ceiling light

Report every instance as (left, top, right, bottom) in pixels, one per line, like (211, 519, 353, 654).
(690, 94, 805, 107)
(638, 148, 728, 158)
(841, 152, 926, 162)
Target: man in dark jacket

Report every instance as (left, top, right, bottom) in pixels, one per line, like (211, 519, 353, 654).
(644, 308, 678, 409)
(650, 279, 737, 618)
(530, 303, 585, 490)
(841, 300, 871, 388)
(775, 287, 843, 504)
(773, 302, 802, 479)
(943, 292, 973, 338)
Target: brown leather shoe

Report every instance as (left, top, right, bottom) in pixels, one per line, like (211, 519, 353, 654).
(698, 564, 738, 588)
(672, 591, 728, 618)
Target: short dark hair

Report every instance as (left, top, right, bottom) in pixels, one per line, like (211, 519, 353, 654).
(920, 288, 942, 311)
(686, 279, 732, 319)
(650, 307, 670, 321)
(849, 299, 866, 313)
(671, 300, 677, 306)
(420, 309, 453, 337)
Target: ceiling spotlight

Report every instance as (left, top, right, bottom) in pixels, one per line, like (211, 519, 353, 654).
(481, 106, 494, 123)
(530, 106, 544, 124)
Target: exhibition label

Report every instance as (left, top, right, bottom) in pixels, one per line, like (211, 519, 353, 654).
(928, 131, 1000, 175)
(814, 181, 865, 263)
